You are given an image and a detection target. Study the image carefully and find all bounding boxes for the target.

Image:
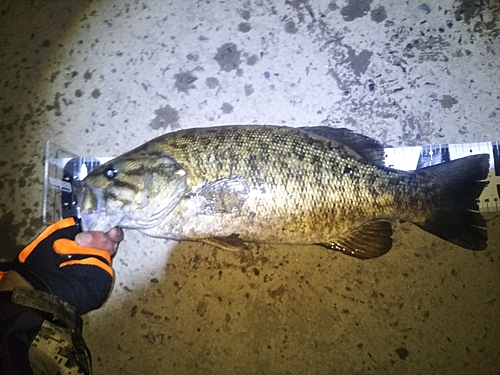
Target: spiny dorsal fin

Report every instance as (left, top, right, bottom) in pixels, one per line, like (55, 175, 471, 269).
(318, 220, 393, 259)
(299, 126, 386, 167)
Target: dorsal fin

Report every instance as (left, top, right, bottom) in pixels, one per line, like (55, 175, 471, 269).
(299, 126, 386, 167)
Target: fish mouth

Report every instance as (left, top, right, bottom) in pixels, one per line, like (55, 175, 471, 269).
(80, 209, 104, 232)
(73, 181, 106, 231)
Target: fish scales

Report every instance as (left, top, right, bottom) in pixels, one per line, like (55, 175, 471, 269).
(108, 128, 423, 237)
(80, 125, 489, 258)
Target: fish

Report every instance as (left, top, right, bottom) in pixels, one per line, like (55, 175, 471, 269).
(77, 125, 489, 259)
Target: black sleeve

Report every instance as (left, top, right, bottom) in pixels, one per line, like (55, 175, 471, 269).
(0, 291, 43, 374)
(0, 289, 92, 375)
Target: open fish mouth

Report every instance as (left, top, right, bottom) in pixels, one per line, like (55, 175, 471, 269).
(73, 180, 106, 231)
(80, 209, 105, 232)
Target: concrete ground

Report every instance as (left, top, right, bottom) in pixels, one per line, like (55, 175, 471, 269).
(1, 0, 499, 374)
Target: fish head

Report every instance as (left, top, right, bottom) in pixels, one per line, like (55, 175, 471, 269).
(77, 152, 187, 232)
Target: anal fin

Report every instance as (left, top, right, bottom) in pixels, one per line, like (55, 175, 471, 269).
(318, 221, 393, 259)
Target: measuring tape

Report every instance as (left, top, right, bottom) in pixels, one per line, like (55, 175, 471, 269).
(385, 141, 500, 212)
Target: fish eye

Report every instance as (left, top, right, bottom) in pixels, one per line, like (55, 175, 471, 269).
(103, 164, 119, 179)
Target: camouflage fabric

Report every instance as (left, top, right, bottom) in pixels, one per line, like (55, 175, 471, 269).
(29, 320, 91, 375)
(11, 287, 79, 331)
(11, 288, 92, 375)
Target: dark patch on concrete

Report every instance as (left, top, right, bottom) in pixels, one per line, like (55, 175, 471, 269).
(395, 347, 409, 360)
(240, 10, 251, 20)
(49, 71, 60, 83)
(174, 70, 198, 93)
(41, 39, 51, 48)
(1, 106, 13, 114)
(246, 54, 258, 66)
(238, 22, 251, 32)
(91, 89, 101, 99)
(403, 35, 450, 63)
(75, 89, 83, 97)
(45, 92, 63, 116)
(130, 305, 138, 317)
(268, 284, 286, 300)
(340, 0, 372, 22)
(214, 43, 241, 72)
(244, 84, 254, 96)
(62, 97, 73, 106)
(17, 162, 37, 189)
(370, 6, 386, 23)
(196, 300, 208, 317)
(328, 1, 339, 11)
(345, 117, 358, 127)
(187, 53, 199, 61)
(0, 211, 23, 260)
(454, 0, 485, 24)
(400, 113, 435, 145)
(345, 47, 373, 76)
(22, 165, 34, 179)
(418, 3, 431, 14)
(285, 0, 315, 23)
(206, 77, 219, 89)
(284, 20, 298, 34)
(150, 105, 180, 130)
(439, 95, 458, 109)
(23, 216, 41, 239)
(221, 103, 234, 114)
(84, 70, 92, 80)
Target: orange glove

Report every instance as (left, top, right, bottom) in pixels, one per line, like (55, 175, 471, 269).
(12, 218, 120, 314)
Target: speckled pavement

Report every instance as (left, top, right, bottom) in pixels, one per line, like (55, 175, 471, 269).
(1, 1, 499, 374)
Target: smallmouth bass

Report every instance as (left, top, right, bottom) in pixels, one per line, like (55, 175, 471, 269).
(78, 125, 489, 259)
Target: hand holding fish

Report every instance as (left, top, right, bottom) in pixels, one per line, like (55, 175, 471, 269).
(3, 218, 123, 314)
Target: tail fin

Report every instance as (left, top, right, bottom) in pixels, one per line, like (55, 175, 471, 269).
(415, 154, 489, 250)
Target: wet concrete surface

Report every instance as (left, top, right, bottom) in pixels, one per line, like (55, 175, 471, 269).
(0, 0, 499, 374)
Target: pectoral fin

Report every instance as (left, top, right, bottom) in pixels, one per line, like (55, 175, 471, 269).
(195, 178, 250, 215)
(201, 234, 249, 252)
(318, 221, 393, 259)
